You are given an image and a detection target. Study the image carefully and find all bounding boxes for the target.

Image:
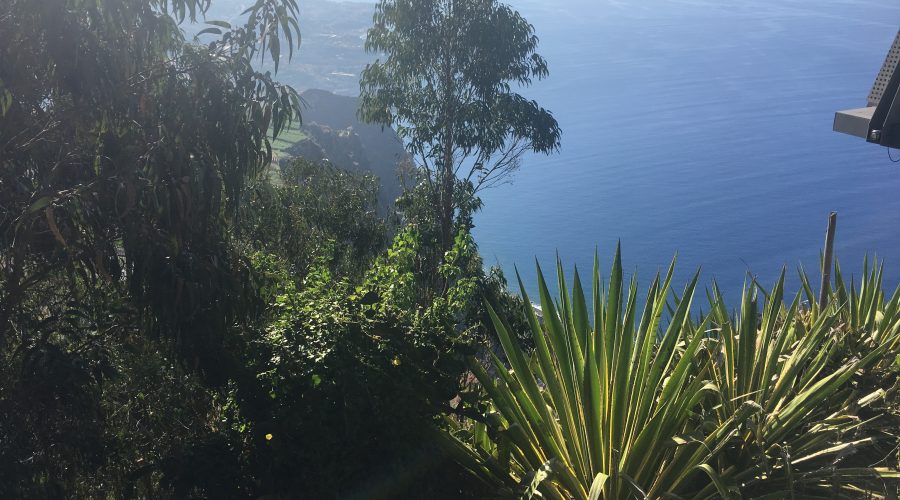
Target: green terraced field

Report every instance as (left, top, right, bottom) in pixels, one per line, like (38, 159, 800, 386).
(270, 124, 307, 158)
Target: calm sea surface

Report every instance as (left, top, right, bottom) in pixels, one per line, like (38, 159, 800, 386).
(472, 0, 900, 305)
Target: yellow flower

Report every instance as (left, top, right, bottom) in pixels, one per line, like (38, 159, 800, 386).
(265, 433, 273, 441)
(392, 356, 401, 366)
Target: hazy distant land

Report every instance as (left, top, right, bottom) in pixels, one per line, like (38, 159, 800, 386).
(206, 0, 376, 95)
(199, 1, 406, 205)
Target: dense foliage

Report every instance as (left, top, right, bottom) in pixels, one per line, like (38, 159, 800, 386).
(0, 0, 490, 495)
(240, 160, 388, 281)
(0, 0, 302, 376)
(0, 0, 301, 495)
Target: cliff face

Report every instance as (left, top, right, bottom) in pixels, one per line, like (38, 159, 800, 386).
(283, 89, 409, 208)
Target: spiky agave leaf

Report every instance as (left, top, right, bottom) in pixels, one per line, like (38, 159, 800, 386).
(449, 252, 900, 499)
(459, 248, 731, 498)
(695, 264, 900, 498)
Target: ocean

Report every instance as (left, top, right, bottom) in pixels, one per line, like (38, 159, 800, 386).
(472, 0, 900, 305)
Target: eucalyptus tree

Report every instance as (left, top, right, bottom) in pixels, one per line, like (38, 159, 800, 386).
(359, 0, 561, 253)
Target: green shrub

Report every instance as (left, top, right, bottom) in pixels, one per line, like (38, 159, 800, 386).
(229, 229, 490, 498)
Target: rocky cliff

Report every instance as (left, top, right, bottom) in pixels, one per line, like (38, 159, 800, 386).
(282, 89, 409, 209)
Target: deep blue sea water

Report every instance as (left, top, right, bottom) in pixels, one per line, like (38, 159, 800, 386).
(471, 0, 900, 305)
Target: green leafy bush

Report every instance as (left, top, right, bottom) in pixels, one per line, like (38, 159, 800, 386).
(240, 159, 388, 282)
(231, 228, 489, 498)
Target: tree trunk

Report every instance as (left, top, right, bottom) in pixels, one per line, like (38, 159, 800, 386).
(439, 2, 456, 260)
(439, 137, 454, 255)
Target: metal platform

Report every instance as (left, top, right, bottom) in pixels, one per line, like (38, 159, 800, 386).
(834, 28, 900, 147)
(834, 106, 876, 139)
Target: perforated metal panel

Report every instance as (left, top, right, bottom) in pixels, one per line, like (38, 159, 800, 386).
(868, 29, 900, 107)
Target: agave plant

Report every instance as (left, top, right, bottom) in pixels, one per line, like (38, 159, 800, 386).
(448, 249, 900, 499)
(701, 270, 899, 497)
(830, 257, 900, 359)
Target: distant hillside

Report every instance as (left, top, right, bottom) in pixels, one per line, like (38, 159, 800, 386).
(200, 3, 408, 204)
(279, 89, 409, 209)
(204, 0, 375, 95)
